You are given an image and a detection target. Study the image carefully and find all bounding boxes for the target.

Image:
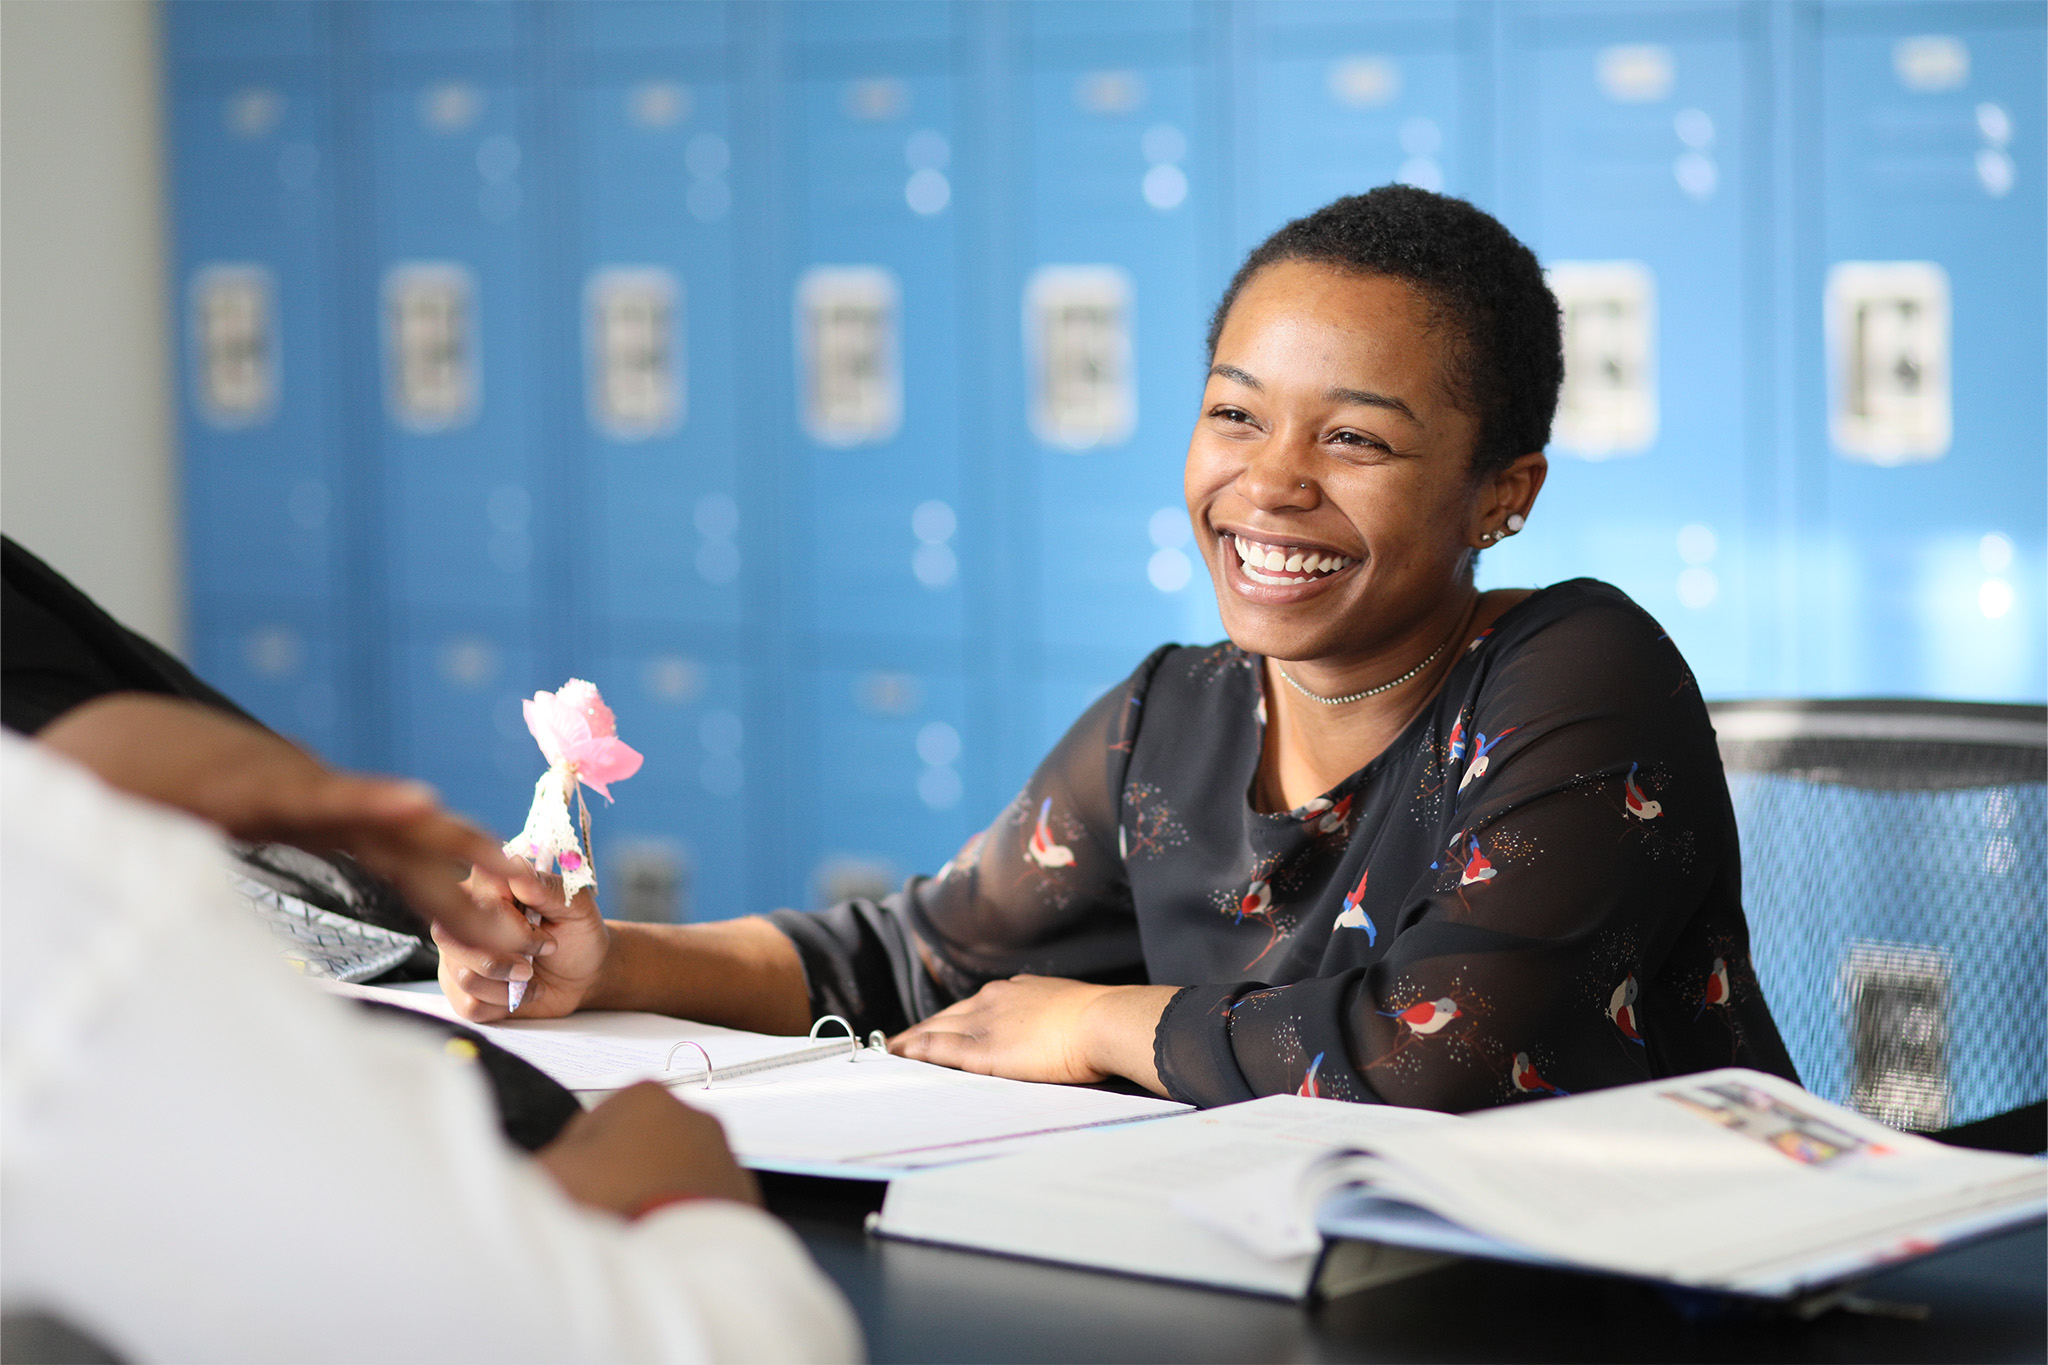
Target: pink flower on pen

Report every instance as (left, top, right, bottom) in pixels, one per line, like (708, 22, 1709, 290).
(523, 678, 643, 800)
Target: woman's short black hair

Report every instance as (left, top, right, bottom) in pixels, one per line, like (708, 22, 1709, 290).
(1206, 186, 1563, 477)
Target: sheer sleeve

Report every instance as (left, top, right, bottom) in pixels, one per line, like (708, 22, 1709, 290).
(1154, 599, 1790, 1111)
(769, 648, 1169, 1035)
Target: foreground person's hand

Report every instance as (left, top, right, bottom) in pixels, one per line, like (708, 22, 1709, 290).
(537, 1082, 760, 1215)
(436, 858, 611, 1022)
(38, 693, 541, 961)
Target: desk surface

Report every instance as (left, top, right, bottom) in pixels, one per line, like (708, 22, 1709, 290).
(762, 1175, 2047, 1364)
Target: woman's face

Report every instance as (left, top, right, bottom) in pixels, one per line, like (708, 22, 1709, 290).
(1185, 260, 1507, 665)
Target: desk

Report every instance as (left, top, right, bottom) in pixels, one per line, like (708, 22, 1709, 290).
(762, 1175, 2047, 1363)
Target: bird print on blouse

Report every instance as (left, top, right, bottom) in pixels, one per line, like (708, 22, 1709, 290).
(1387, 997, 1462, 1035)
(1300, 791, 1354, 838)
(1025, 797, 1074, 869)
(1609, 973, 1644, 1045)
(1331, 865, 1376, 945)
(1623, 763, 1663, 821)
(1297, 1051, 1326, 1098)
(1511, 1051, 1570, 1097)
(1697, 956, 1732, 1019)
(1458, 727, 1518, 793)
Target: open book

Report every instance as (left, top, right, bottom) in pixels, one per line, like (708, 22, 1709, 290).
(875, 1069, 2046, 1302)
(333, 982, 1187, 1177)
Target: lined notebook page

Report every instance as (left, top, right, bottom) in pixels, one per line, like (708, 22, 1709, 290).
(329, 981, 1186, 1170)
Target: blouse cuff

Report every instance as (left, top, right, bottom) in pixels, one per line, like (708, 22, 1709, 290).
(1152, 982, 1260, 1108)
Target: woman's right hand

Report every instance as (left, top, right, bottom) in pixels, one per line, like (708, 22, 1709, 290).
(434, 856, 612, 1022)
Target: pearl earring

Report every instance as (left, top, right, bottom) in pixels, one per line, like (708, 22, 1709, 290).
(1506, 514, 1526, 533)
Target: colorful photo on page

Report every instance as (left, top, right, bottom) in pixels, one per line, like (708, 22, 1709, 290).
(1659, 1081, 1868, 1166)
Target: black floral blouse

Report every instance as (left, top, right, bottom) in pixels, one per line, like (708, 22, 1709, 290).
(769, 579, 1798, 1111)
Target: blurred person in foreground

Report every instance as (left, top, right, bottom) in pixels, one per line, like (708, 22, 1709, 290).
(0, 729, 859, 1363)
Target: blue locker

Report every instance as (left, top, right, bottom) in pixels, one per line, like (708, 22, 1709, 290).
(1019, 19, 1224, 690)
(366, 71, 546, 618)
(387, 612, 542, 835)
(792, 657, 979, 907)
(191, 598, 348, 763)
(562, 0, 730, 52)
(365, 2, 527, 56)
(1482, 3, 1760, 699)
(166, 0, 327, 63)
(169, 74, 344, 609)
(1236, 2, 1475, 251)
(786, 64, 969, 651)
(1807, 2, 2047, 701)
(568, 72, 745, 630)
(595, 634, 753, 921)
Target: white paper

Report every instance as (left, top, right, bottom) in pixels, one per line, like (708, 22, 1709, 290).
(329, 982, 1187, 1169)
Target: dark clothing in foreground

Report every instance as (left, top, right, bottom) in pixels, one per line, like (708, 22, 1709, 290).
(772, 579, 1798, 1111)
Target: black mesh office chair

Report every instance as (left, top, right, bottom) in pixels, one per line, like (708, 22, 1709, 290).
(1710, 699, 2047, 1153)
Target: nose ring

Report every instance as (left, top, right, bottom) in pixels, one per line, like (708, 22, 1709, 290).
(1298, 481, 1309, 489)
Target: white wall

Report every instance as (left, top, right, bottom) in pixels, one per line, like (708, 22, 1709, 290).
(1, 0, 181, 651)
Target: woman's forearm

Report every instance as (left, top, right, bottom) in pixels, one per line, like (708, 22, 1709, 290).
(1081, 984, 1179, 1095)
(587, 916, 813, 1036)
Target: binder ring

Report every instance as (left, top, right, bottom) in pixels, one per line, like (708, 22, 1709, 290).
(663, 1038, 716, 1089)
(810, 1014, 864, 1062)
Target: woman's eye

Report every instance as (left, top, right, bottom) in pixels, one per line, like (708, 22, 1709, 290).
(1208, 406, 1255, 425)
(1331, 430, 1390, 452)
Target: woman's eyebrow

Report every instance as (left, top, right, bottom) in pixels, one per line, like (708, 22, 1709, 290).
(1207, 364, 1262, 389)
(1326, 386, 1422, 426)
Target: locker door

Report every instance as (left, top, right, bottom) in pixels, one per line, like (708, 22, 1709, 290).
(171, 75, 343, 606)
(167, 37, 354, 759)
(1239, 2, 1475, 252)
(193, 600, 348, 763)
(1019, 9, 1224, 760)
(787, 66, 967, 653)
(389, 616, 541, 835)
(793, 657, 978, 910)
(1485, 4, 1759, 699)
(568, 73, 742, 631)
(367, 72, 545, 618)
(596, 632, 752, 922)
(1811, 3, 2046, 700)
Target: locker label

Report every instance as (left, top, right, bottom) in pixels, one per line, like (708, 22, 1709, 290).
(191, 265, 277, 428)
(586, 268, 683, 439)
(384, 263, 477, 432)
(1597, 45, 1674, 103)
(1026, 266, 1136, 451)
(797, 267, 901, 446)
(1547, 262, 1657, 459)
(1826, 262, 1950, 465)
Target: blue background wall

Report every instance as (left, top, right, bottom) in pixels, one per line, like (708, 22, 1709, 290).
(164, 0, 2046, 921)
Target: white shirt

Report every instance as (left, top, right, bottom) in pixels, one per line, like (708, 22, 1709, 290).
(0, 734, 861, 1363)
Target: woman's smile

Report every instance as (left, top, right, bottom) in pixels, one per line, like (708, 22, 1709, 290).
(1214, 528, 1358, 599)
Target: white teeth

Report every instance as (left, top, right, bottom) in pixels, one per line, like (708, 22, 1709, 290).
(1228, 535, 1353, 581)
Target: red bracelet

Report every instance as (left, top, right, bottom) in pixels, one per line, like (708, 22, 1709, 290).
(627, 1190, 706, 1222)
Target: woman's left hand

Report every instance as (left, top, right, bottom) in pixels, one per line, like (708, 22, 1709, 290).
(891, 976, 1180, 1094)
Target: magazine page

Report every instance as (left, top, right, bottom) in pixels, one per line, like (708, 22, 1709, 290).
(878, 1095, 1454, 1296)
(1347, 1068, 2046, 1291)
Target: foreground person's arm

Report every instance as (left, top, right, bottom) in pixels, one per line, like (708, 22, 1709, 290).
(2, 735, 859, 1364)
(436, 859, 813, 1036)
(39, 692, 543, 962)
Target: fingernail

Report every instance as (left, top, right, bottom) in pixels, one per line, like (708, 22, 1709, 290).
(537, 939, 557, 956)
(508, 959, 534, 981)
(507, 979, 526, 1013)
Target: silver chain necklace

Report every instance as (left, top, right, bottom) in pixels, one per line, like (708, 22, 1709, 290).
(1274, 636, 1450, 706)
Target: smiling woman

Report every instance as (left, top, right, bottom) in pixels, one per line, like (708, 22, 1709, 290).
(434, 187, 1799, 1114)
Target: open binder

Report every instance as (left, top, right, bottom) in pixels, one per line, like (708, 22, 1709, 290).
(333, 982, 1188, 1178)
